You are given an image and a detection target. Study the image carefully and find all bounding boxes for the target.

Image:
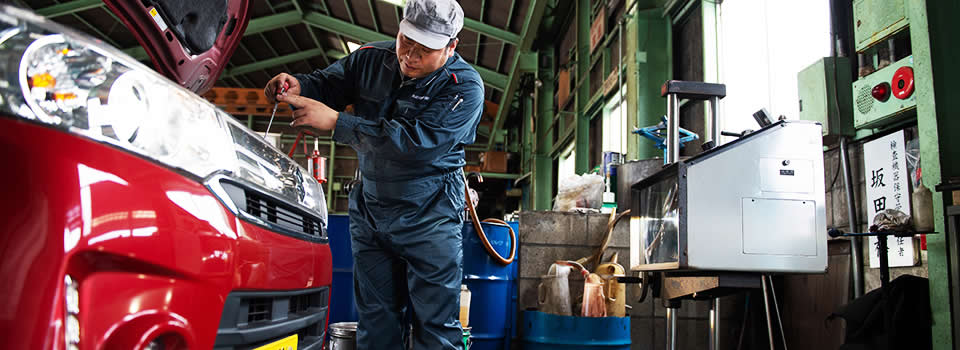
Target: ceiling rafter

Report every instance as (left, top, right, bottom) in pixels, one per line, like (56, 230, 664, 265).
(302, 11, 507, 90)
(486, 0, 548, 150)
(222, 48, 344, 78)
(36, 0, 101, 17)
(377, 0, 520, 45)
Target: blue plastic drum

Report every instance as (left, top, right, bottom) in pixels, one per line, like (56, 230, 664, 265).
(521, 311, 630, 349)
(328, 214, 357, 324)
(462, 221, 518, 350)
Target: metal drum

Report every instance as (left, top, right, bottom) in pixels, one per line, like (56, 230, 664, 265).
(329, 322, 357, 350)
(521, 311, 630, 349)
(462, 221, 518, 350)
(328, 215, 358, 324)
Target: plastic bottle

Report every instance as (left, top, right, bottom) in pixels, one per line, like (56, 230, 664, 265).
(912, 182, 934, 232)
(460, 284, 471, 327)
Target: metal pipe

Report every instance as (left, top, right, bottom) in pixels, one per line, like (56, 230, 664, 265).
(710, 298, 720, 350)
(767, 276, 788, 350)
(618, 18, 624, 156)
(840, 137, 864, 298)
(887, 38, 896, 63)
(761, 275, 775, 350)
(666, 94, 679, 164)
(666, 306, 678, 350)
(708, 96, 721, 146)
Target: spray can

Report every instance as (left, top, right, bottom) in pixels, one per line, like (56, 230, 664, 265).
(307, 137, 327, 183)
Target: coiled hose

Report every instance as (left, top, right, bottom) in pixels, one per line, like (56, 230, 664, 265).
(464, 174, 516, 265)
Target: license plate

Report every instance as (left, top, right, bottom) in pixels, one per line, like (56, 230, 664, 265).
(253, 334, 298, 350)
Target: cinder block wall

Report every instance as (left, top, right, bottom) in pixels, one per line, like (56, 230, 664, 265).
(517, 211, 741, 350)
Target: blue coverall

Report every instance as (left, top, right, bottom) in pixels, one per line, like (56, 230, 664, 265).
(294, 40, 483, 349)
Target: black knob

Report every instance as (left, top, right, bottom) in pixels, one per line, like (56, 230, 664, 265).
(828, 227, 844, 238)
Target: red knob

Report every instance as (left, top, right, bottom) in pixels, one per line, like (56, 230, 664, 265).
(872, 82, 890, 101)
(891, 66, 915, 99)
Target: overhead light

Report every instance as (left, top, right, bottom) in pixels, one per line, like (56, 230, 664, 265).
(347, 41, 362, 53)
(380, 0, 405, 6)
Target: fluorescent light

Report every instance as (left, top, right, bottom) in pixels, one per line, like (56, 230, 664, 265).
(380, 0, 405, 6)
(347, 41, 362, 53)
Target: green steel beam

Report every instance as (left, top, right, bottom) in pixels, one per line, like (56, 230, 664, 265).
(222, 48, 340, 78)
(304, 12, 392, 44)
(478, 172, 522, 180)
(475, 67, 507, 91)
(123, 11, 303, 62)
(909, 1, 956, 348)
(343, 0, 357, 25)
(494, 0, 519, 72)
(327, 50, 347, 60)
(245, 11, 302, 35)
(629, 9, 671, 160)
(475, 0, 486, 63)
(574, 0, 590, 173)
(485, 0, 549, 150)
(71, 13, 120, 48)
(463, 18, 520, 45)
(368, 0, 381, 33)
(378, 0, 520, 45)
(36, 0, 101, 17)
(303, 11, 507, 90)
(533, 47, 556, 210)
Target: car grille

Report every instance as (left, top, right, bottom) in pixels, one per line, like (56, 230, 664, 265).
(214, 287, 328, 350)
(245, 190, 325, 238)
(216, 179, 326, 242)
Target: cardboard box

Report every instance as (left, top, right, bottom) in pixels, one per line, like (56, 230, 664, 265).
(480, 151, 508, 173)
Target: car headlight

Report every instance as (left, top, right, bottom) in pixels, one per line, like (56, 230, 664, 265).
(0, 6, 327, 229)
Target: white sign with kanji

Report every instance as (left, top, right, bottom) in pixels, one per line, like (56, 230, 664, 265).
(863, 130, 916, 268)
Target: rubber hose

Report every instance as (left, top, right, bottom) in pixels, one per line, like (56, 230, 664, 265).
(464, 183, 516, 265)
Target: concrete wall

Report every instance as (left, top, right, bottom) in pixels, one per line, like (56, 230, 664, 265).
(518, 211, 742, 350)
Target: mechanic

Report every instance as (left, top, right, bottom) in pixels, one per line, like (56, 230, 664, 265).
(263, 0, 482, 348)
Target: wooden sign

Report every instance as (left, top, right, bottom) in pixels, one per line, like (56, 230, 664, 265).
(590, 7, 606, 52)
(557, 68, 571, 108)
(603, 70, 619, 96)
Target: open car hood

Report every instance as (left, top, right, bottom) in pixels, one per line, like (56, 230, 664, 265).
(103, 0, 250, 94)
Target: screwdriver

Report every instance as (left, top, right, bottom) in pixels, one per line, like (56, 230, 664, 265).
(264, 82, 288, 139)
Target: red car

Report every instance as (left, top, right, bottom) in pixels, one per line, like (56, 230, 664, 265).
(0, 5, 331, 350)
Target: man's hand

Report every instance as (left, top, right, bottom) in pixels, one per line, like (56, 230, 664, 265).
(279, 94, 340, 131)
(264, 73, 302, 103)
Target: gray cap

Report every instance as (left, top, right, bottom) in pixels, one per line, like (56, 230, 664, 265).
(399, 0, 464, 50)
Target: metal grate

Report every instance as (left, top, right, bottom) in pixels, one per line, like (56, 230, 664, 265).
(216, 287, 329, 348)
(247, 298, 272, 323)
(856, 84, 874, 114)
(289, 293, 311, 315)
(245, 190, 324, 238)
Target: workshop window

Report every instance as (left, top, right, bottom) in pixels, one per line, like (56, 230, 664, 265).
(718, 0, 831, 142)
(603, 87, 628, 156)
(558, 142, 576, 178)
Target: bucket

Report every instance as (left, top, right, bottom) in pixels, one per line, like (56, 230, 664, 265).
(328, 215, 357, 324)
(462, 221, 518, 350)
(329, 322, 357, 350)
(521, 311, 630, 349)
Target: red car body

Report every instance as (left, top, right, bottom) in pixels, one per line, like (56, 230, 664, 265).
(103, 0, 250, 94)
(0, 119, 332, 349)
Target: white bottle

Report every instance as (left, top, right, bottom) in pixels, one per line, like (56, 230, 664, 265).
(460, 284, 471, 327)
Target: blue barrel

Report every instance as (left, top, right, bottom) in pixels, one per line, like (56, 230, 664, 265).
(328, 214, 358, 324)
(462, 221, 518, 350)
(522, 311, 630, 349)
